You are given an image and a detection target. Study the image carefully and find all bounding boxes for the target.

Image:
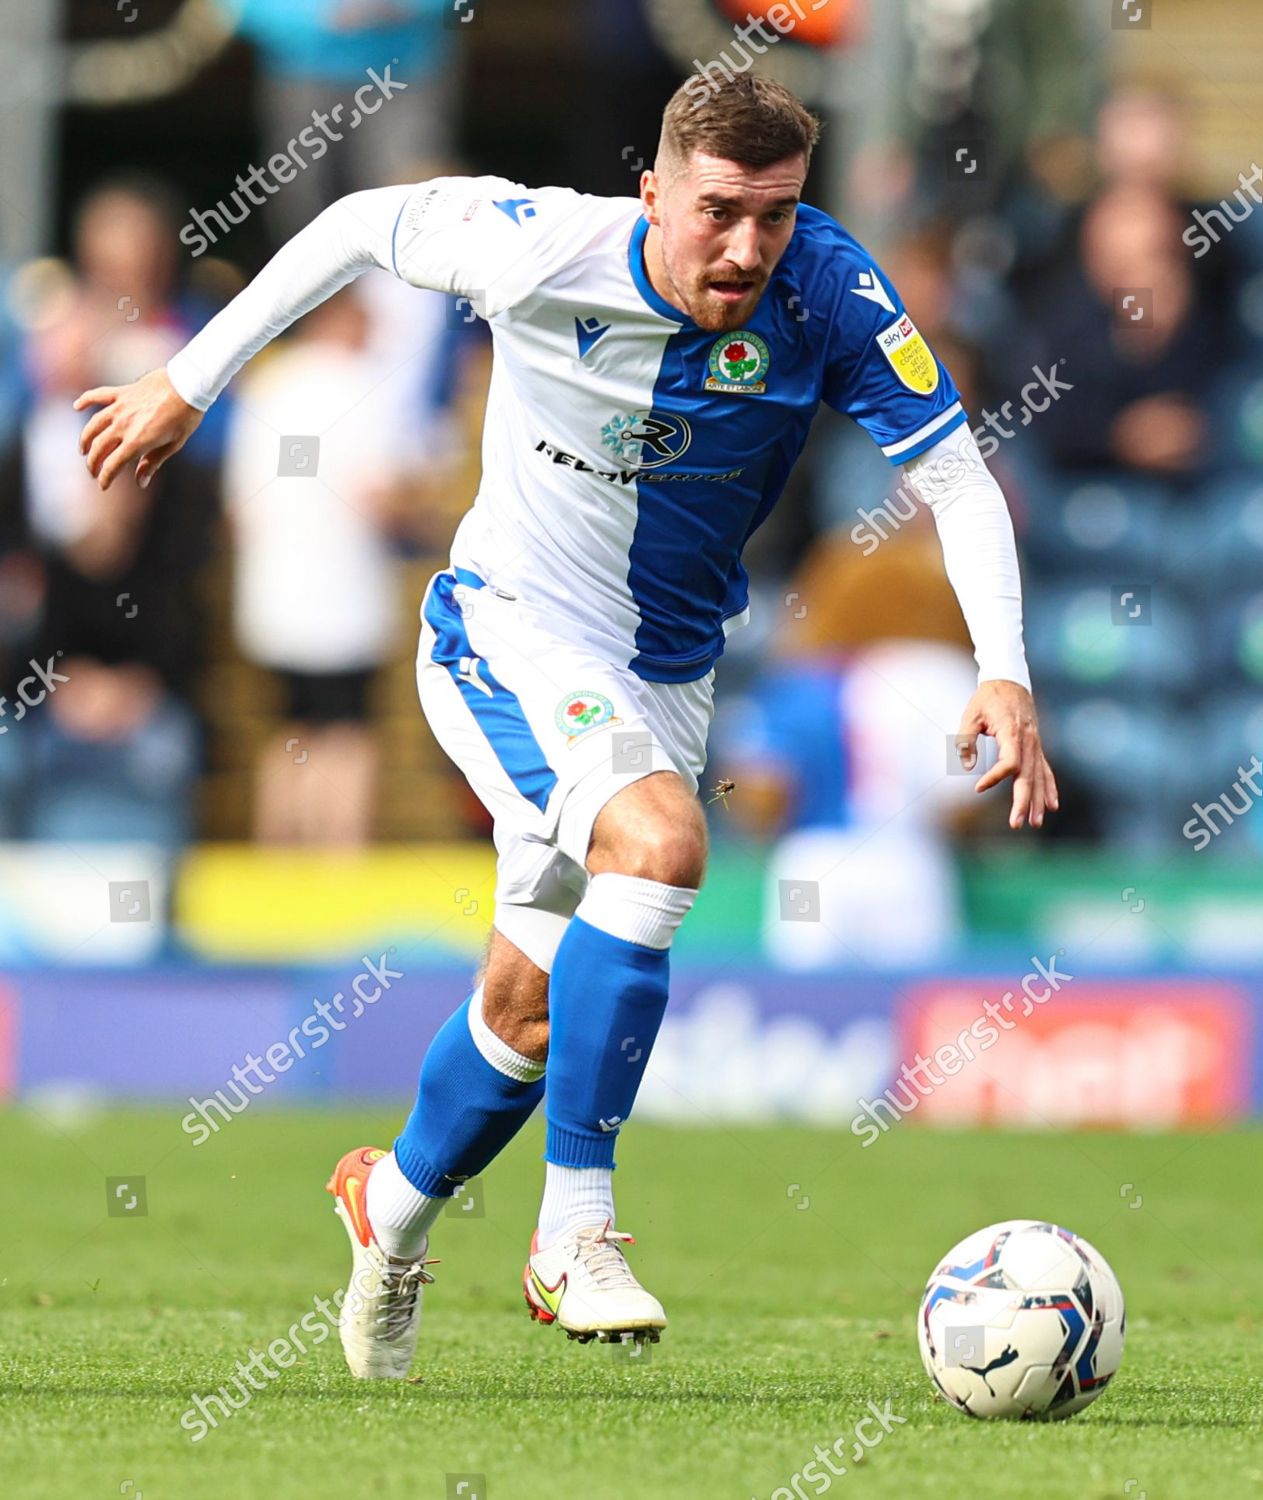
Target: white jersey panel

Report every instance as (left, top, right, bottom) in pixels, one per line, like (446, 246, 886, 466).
(448, 202, 681, 671)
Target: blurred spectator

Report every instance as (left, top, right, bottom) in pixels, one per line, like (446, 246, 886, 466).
(19, 465, 208, 845)
(711, 522, 982, 969)
(223, 287, 408, 846)
(26, 178, 193, 397)
(1010, 182, 1220, 478)
(1095, 87, 1189, 195)
(0, 178, 218, 844)
(19, 176, 231, 470)
(218, 0, 456, 239)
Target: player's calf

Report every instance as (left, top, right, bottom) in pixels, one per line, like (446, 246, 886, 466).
(528, 773, 704, 1341)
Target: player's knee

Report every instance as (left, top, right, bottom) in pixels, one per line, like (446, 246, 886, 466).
(481, 933, 551, 1063)
(594, 814, 707, 888)
(482, 980, 550, 1063)
(639, 822, 706, 888)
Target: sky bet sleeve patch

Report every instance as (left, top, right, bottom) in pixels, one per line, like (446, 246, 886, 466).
(876, 315, 940, 396)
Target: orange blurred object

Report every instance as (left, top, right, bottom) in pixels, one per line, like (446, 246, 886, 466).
(714, 0, 856, 49)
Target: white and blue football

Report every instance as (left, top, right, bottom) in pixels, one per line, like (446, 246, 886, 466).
(918, 1219, 1125, 1420)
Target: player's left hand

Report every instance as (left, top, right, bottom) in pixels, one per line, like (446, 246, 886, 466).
(955, 680, 1058, 831)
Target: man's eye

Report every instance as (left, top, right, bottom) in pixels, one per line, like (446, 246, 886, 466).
(705, 208, 728, 222)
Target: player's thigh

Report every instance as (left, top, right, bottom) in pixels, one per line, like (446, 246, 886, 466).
(417, 566, 712, 896)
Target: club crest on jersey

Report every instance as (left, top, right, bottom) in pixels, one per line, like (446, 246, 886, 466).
(601, 410, 692, 469)
(704, 331, 770, 394)
(555, 690, 621, 745)
(876, 315, 939, 395)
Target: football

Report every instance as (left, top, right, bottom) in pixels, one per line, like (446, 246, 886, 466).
(918, 1219, 1125, 1420)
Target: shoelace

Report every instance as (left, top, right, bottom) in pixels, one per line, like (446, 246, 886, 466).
(375, 1256, 439, 1341)
(571, 1224, 639, 1290)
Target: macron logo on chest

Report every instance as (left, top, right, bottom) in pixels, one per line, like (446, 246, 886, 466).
(575, 315, 612, 359)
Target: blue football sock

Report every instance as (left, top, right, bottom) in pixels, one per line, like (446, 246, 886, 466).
(394, 989, 545, 1197)
(544, 874, 695, 1170)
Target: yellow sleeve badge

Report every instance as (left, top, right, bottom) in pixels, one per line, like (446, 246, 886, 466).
(876, 314, 940, 395)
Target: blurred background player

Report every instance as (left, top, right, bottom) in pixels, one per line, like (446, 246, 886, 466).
(713, 515, 982, 969)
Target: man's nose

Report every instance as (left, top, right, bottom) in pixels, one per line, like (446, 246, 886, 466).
(723, 219, 762, 272)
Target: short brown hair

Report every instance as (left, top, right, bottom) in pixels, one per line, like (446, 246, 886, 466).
(657, 73, 821, 178)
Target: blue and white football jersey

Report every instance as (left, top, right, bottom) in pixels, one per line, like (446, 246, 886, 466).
(389, 177, 966, 685)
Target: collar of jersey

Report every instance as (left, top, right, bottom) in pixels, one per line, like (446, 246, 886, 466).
(628, 216, 694, 327)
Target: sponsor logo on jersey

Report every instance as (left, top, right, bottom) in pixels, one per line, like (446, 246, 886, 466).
(600, 410, 693, 469)
(493, 197, 537, 226)
(534, 438, 742, 486)
(876, 315, 940, 395)
(535, 440, 637, 484)
(704, 331, 770, 394)
(575, 315, 613, 359)
(851, 268, 896, 314)
(555, 690, 621, 744)
(462, 199, 481, 221)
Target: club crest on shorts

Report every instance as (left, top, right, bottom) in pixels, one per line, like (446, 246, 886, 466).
(555, 690, 621, 745)
(876, 314, 939, 395)
(705, 331, 770, 394)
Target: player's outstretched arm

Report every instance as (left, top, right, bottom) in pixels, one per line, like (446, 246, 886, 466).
(76, 368, 203, 491)
(900, 426, 1058, 830)
(76, 184, 414, 489)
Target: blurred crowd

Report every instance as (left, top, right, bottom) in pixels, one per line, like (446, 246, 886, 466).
(2, 2, 1260, 969)
(715, 84, 1263, 962)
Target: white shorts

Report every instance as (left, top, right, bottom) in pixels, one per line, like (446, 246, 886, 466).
(416, 567, 715, 971)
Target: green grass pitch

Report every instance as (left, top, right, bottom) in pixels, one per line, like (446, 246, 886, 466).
(1, 1106, 1259, 1499)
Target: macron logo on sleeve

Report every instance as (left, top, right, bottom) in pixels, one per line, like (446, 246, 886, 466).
(851, 269, 895, 315)
(494, 198, 537, 226)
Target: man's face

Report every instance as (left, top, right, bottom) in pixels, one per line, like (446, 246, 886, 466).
(643, 150, 806, 331)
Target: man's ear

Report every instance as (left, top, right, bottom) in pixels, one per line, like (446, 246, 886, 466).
(641, 168, 662, 225)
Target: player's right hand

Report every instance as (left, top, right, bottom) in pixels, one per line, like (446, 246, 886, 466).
(956, 678, 1058, 831)
(75, 367, 203, 492)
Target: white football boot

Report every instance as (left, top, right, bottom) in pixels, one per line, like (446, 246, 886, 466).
(522, 1218, 666, 1343)
(326, 1145, 438, 1379)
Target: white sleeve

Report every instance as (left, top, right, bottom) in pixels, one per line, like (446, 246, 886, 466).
(900, 426, 1032, 691)
(167, 185, 405, 410)
(167, 176, 575, 410)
